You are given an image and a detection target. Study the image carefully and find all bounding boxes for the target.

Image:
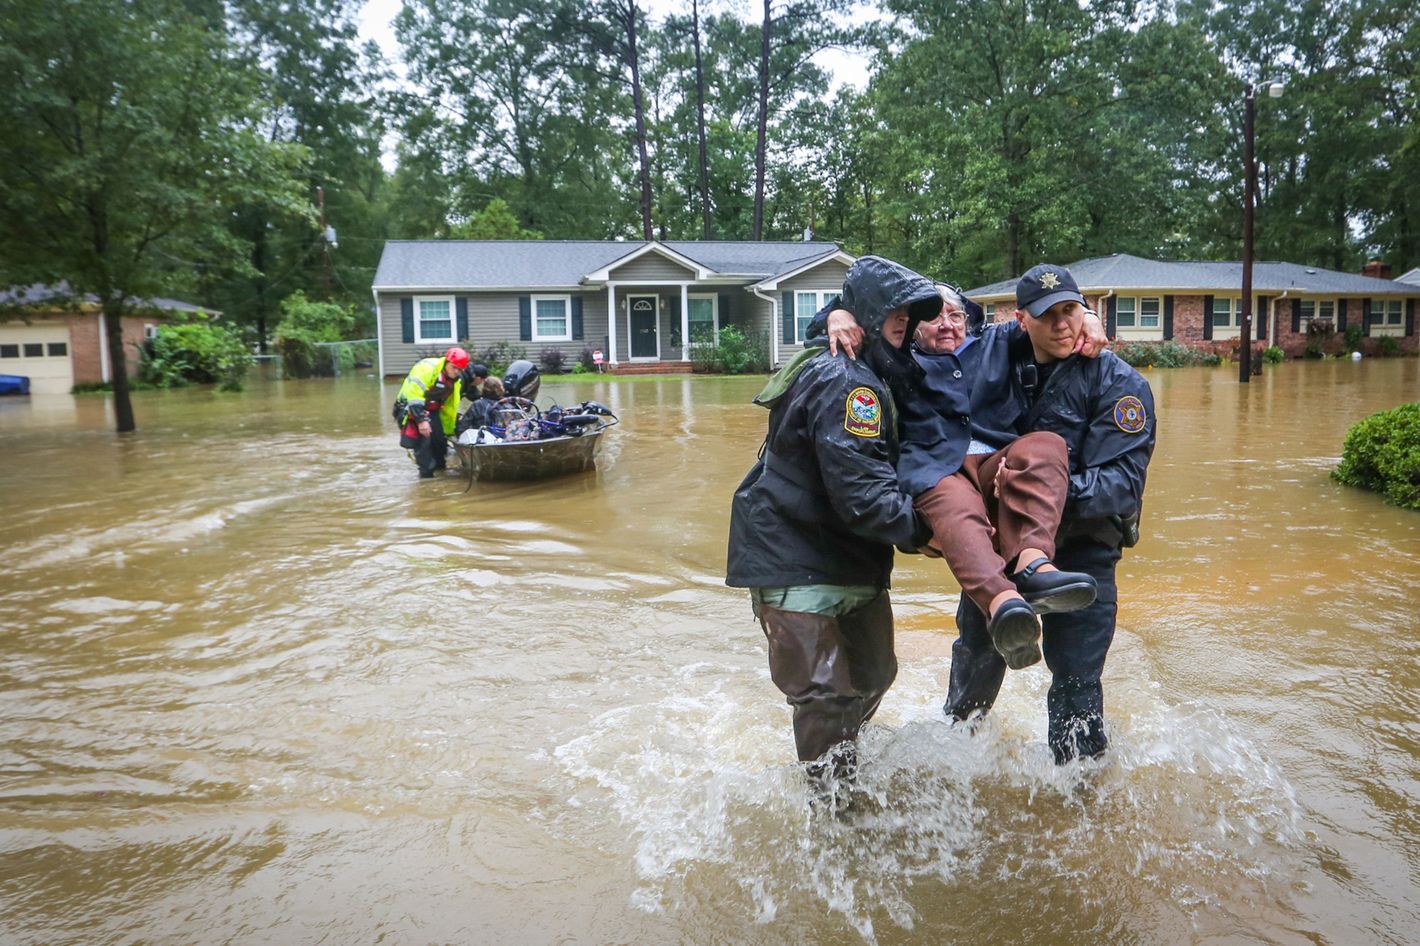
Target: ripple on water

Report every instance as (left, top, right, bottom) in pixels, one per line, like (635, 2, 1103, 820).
(550, 651, 1308, 944)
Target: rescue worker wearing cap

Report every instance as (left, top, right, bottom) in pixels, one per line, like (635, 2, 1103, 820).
(394, 346, 468, 478)
(948, 264, 1156, 764)
(726, 256, 940, 785)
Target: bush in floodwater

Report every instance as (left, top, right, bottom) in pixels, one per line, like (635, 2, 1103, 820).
(139, 316, 252, 390)
(1377, 336, 1401, 357)
(1332, 402, 1420, 510)
(1111, 340, 1221, 369)
(1262, 345, 1284, 364)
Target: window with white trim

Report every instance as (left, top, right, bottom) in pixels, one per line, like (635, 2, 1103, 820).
(1369, 299, 1403, 334)
(688, 294, 718, 346)
(1299, 299, 1335, 328)
(984, 302, 997, 321)
(414, 295, 455, 343)
(532, 294, 571, 341)
(794, 290, 835, 343)
(1209, 296, 1264, 337)
(143, 323, 158, 340)
(1115, 296, 1163, 337)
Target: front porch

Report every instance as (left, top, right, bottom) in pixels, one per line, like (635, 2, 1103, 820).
(606, 359, 694, 376)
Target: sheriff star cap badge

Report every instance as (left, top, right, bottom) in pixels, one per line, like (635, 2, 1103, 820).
(1016, 263, 1086, 318)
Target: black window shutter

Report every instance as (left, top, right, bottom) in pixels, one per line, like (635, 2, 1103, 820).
(782, 291, 794, 344)
(1337, 298, 1348, 332)
(1361, 297, 1372, 336)
(571, 297, 583, 339)
(1202, 295, 1214, 340)
(456, 297, 468, 341)
(1291, 299, 1302, 334)
(1407, 298, 1415, 336)
(718, 292, 731, 326)
(518, 296, 531, 341)
(1162, 295, 1174, 339)
(401, 297, 414, 343)
(1257, 297, 1269, 341)
(1105, 296, 1118, 337)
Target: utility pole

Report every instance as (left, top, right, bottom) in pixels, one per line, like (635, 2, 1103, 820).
(1239, 86, 1255, 384)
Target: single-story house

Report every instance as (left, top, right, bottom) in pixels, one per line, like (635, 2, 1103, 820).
(965, 254, 1420, 356)
(370, 240, 855, 376)
(0, 283, 205, 395)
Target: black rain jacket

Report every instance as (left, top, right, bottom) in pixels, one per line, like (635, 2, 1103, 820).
(726, 257, 939, 589)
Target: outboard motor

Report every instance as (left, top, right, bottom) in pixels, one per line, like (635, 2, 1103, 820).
(503, 359, 541, 401)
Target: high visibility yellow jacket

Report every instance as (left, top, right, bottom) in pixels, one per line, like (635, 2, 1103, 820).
(397, 357, 462, 435)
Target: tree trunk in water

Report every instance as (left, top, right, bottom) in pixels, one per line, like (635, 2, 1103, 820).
(692, 0, 712, 240)
(625, 0, 654, 241)
(103, 302, 136, 433)
(753, 0, 771, 241)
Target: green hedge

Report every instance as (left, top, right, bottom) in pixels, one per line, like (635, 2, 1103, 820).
(1332, 402, 1420, 510)
(139, 319, 252, 390)
(1111, 340, 1222, 368)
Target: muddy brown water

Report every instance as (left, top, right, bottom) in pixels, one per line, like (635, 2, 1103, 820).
(1, 359, 1418, 945)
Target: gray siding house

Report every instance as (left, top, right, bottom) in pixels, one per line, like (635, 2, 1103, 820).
(371, 240, 855, 376)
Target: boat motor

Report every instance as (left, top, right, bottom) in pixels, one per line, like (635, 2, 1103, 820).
(503, 360, 541, 401)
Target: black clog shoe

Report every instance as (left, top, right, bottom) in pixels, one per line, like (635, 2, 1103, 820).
(988, 597, 1042, 670)
(1011, 557, 1097, 615)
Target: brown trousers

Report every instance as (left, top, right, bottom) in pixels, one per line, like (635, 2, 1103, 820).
(914, 431, 1070, 616)
(758, 592, 896, 763)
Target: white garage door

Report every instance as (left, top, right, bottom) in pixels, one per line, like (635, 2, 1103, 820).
(0, 323, 73, 395)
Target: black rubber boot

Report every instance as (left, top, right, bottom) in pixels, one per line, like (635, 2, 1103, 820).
(1011, 557, 1098, 615)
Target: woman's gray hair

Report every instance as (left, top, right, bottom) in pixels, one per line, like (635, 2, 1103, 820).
(934, 282, 967, 311)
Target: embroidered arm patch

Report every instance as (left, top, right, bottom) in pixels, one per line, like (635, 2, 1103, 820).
(844, 386, 882, 437)
(1113, 395, 1147, 433)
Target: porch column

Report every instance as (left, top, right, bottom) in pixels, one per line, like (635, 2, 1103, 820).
(606, 282, 618, 365)
(680, 282, 690, 361)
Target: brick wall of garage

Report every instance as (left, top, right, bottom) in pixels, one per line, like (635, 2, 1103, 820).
(66, 312, 160, 384)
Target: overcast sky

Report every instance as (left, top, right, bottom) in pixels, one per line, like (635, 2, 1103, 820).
(356, 0, 874, 89)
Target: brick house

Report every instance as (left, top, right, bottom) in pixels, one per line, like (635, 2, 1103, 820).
(0, 284, 205, 395)
(371, 240, 854, 376)
(965, 254, 1420, 357)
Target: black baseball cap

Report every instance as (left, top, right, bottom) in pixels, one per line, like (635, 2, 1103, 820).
(1016, 264, 1086, 318)
(470, 362, 490, 378)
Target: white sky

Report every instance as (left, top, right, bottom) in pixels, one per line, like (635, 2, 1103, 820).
(356, 0, 875, 91)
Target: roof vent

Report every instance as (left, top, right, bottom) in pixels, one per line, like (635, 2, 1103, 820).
(1305, 268, 1317, 274)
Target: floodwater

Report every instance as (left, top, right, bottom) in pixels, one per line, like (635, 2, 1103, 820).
(1, 358, 1418, 946)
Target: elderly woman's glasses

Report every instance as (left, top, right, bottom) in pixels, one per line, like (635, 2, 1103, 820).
(927, 309, 967, 325)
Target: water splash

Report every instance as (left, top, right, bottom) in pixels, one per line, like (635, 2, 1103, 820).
(551, 655, 1307, 943)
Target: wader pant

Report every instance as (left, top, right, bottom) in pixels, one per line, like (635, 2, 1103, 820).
(757, 591, 896, 763)
(914, 431, 1069, 616)
(412, 422, 449, 478)
(945, 538, 1119, 764)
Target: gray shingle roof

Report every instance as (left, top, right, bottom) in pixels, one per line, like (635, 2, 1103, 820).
(966, 253, 1420, 299)
(1396, 266, 1420, 286)
(372, 240, 843, 289)
(0, 282, 212, 313)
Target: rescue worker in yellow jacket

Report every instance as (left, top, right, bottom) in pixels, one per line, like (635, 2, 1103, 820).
(394, 346, 468, 478)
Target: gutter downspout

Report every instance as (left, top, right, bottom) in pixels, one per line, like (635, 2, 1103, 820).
(371, 287, 384, 377)
(1098, 289, 1113, 339)
(751, 285, 779, 366)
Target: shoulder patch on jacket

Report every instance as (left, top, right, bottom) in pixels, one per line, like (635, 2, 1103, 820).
(1113, 395, 1147, 433)
(844, 386, 882, 437)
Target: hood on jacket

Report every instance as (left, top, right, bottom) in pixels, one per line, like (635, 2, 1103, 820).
(838, 256, 943, 344)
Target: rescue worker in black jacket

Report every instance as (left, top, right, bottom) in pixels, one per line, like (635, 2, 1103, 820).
(949, 264, 1157, 764)
(726, 256, 940, 780)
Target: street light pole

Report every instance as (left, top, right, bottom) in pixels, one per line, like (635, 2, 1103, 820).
(1239, 83, 1255, 384)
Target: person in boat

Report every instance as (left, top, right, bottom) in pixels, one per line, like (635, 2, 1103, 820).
(394, 346, 468, 478)
(456, 376, 505, 436)
(812, 282, 1110, 672)
(725, 255, 939, 787)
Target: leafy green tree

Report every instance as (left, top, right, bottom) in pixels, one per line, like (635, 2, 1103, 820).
(448, 199, 544, 240)
(0, 0, 309, 432)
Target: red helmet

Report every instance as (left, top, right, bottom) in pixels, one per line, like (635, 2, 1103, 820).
(444, 346, 470, 370)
